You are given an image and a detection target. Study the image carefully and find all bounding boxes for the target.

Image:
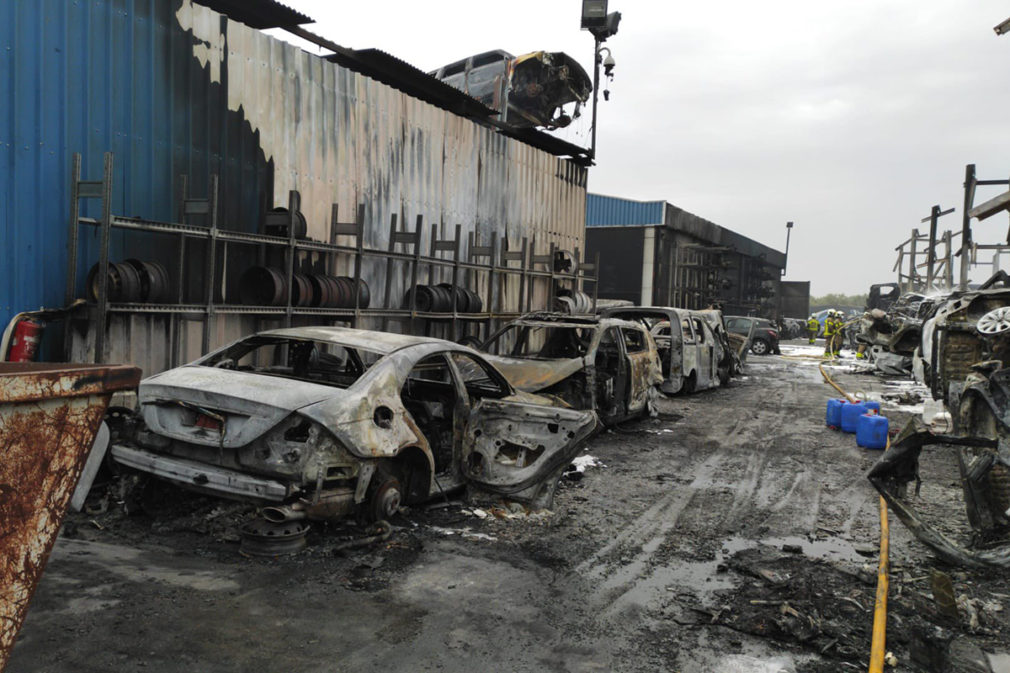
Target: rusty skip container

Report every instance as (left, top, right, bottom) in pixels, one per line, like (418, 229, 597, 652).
(0, 363, 139, 671)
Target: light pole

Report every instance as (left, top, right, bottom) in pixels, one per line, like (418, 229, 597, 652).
(782, 222, 793, 277)
(581, 1, 621, 162)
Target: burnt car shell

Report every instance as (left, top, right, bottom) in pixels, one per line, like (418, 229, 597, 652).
(600, 306, 734, 394)
(111, 327, 598, 521)
(480, 313, 662, 424)
(431, 49, 591, 129)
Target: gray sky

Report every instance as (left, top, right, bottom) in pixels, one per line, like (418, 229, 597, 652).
(269, 1, 1010, 296)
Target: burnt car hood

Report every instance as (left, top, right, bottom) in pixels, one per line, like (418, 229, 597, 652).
(480, 355, 586, 392)
(140, 366, 343, 448)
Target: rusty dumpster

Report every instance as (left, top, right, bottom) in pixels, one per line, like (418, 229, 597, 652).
(0, 363, 140, 670)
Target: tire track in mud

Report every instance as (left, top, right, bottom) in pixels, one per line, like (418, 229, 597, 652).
(575, 374, 825, 617)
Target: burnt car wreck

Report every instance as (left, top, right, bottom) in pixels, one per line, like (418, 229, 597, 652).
(430, 49, 592, 129)
(110, 327, 598, 523)
(600, 306, 741, 394)
(479, 313, 662, 424)
(869, 273, 1010, 567)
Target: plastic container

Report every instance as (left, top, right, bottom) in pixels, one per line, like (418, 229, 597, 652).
(826, 398, 848, 428)
(857, 413, 889, 449)
(863, 400, 881, 414)
(840, 402, 869, 433)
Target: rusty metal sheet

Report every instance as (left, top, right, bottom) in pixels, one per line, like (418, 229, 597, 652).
(0, 363, 140, 671)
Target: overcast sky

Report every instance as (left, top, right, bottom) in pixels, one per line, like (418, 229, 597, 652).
(268, 1, 1010, 296)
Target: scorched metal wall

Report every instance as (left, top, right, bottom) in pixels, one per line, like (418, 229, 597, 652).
(1, 0, 588, 365)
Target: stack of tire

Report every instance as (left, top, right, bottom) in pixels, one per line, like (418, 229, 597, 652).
(239, 266, 370, 308)
(403, 283, 482, 313)
(86, 259, 170, 303)
(553, 289, 592, 314)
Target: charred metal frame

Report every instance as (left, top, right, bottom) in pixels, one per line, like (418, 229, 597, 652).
(65, 152, 600, 365)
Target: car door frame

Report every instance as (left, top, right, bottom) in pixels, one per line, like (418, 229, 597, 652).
(445, 350, 598, 504)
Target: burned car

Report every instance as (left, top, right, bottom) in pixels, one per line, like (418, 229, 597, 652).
(869, 273, 1010, 567)
(430, 49, 592, 129)
(600, 306, 738, 394)
(479, 313, 662, 424)
(110, 327, 598, 522)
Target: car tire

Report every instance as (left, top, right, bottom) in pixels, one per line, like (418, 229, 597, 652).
(751, 338, 770, 356)
(682, 372, 697, 394)
(365, 466, 403, 522)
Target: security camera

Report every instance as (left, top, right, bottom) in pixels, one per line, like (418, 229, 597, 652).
(603, 52, 615, 76)
(995, 16, 1010, 35)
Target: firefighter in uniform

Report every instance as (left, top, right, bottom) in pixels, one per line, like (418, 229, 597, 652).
(807, 314, 819, 345)
(824, 311, 839, 357)
(832, 311, 845, 356)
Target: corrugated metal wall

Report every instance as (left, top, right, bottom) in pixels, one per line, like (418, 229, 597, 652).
(585, 194, 665, 227)
(1, 0, 588, 370)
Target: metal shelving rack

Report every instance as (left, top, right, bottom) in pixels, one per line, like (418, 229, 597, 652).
(66, 152, 599, 364)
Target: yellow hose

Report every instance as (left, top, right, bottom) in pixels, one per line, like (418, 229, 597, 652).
(818, 359, 890, 671)
(869, 492, 890, 673)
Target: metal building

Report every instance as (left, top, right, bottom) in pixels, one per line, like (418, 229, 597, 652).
(585, 194, 793, 317)
(1, 0, 591, 373)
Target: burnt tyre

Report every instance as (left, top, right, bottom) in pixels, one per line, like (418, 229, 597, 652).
(364, 465, 403, 522)
(750, 338, 770, 355)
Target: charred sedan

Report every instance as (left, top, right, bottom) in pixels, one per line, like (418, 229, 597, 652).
(480, 314, 662, 425)
(110, 327, 598, 522)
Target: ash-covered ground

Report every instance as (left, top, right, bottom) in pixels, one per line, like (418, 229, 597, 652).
(10, 342, 1010, 672)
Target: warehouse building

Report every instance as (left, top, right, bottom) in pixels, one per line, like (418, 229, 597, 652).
(0, 0, 595, 374)
(585, 194, 808, 318)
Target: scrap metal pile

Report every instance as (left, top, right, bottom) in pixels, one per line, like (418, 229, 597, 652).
(868, 272, 1010, 567)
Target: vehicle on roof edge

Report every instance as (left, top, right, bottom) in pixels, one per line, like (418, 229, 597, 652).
(110, 327, 598, 523)
(478, 313, 663, 424)
(430, 49, 592, 129)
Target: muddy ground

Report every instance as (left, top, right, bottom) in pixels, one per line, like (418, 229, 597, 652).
(10, 342, 1010, 672)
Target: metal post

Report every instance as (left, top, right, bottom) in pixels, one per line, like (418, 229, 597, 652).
(926, 206, 939, 288)
(590, 37, 601, 161)
(94, 153, 114, 364)
(782, 222, 793, 277)
(908, 229, 919, 292)
(961, 164, 976, 290)
(944, 230, 954, 288)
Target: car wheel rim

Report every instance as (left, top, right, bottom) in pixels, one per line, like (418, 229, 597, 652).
(376, 484, 401, 519)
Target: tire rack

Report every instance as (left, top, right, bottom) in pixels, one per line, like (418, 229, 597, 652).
(66, 152, 599, 365)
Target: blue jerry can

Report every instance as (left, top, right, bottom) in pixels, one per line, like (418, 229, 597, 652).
(826, 398, 848, 428)
(857, 413, 889, 449)
(840, 402, 868, 433)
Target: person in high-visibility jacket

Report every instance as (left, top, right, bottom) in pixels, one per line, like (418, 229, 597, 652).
(806, 315, 819, 345)
(822, 312, 836, 356)
(832, 312, 845, 356)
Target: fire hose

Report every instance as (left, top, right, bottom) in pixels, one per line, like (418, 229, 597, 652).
(819, 360, 891, 673)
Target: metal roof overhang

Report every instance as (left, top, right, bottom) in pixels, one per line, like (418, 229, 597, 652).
(196, 0, 312, 29)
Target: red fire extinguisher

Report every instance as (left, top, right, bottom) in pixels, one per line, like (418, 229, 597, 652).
(8, 319, 44, 362)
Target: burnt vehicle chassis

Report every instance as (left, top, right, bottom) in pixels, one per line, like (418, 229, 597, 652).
(600, 306, 738, 395)
(869, 274, 1010, 566)
(480, 313, 663, 425)
(110, 328, 598, 524)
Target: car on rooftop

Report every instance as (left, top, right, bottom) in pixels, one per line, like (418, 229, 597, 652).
(478, 313, 663, 424)
(110, 327, 599, 523)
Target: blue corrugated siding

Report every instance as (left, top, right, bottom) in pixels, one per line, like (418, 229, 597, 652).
(585, 193, 665, 227)
(0, 0, 272, 329)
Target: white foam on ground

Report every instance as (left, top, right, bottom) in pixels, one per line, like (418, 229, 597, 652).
(571, 454, 605, 472)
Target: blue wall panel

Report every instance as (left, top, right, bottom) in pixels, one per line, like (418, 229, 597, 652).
(0, 0, 273, 330)
(585, 193, 665, 227)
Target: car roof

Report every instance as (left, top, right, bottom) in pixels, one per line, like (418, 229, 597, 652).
(255, 326, 450, 355)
